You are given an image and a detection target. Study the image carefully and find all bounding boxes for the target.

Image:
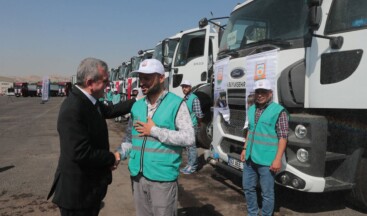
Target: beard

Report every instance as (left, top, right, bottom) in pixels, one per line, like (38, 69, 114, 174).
(146, 81, 162, 96)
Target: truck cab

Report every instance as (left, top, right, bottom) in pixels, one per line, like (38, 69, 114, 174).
(128, 49, 154, 96)
(153, 33, 181, 90)
(162, 18, 227, 148)
(121, 61, 132, 100)
(49, 83, 59, 97)
(14, 82, 28, 97)
(57, 82, 71, 97)
(209, 0, 367, 209)
(36, 82, 42, 97)
(27, 83, 37, 97)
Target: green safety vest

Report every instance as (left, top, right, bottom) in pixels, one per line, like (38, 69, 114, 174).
(106, 91, 113, 101)
(185, 93, 198, 126)
(129, 92, 183, 181)
(245, 102, 285, 166)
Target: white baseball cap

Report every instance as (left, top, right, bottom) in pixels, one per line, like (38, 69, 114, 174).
(131, 59, 164, 75)
(254, 79, 272, 90)
(180, 80, 192, 86)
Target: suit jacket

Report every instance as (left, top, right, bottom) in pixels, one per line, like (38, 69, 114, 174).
(47, 86, 135, 209)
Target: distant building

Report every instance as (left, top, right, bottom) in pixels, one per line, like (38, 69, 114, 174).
(0, 76, 14, 95)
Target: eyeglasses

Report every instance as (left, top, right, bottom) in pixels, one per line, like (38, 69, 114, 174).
(255, 89, 270, 94)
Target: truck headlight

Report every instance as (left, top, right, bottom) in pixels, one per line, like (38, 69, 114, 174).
(292, 179, 300, 188)
(296, 148, 309, 163)
(280, 174, 290, 184)
(295, 124, 307, 139)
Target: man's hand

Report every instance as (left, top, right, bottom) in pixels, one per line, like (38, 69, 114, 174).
(240, 149, 246, 162)
(270, 158, 282, 173)
(111, 152, 121, 170)
(134, 117, 155, 137)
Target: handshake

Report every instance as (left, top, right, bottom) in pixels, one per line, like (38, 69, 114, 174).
(112, 142, 132, 170)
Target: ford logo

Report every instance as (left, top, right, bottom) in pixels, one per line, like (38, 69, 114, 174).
(230, 68, 245, 79)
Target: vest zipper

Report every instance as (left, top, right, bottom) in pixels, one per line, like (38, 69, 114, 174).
(249, 105, 269, 157)
(139, 136, 147, 173)
(138, 92, 170, 175)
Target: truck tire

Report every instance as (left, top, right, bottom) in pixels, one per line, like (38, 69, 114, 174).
(198, 117, 212, 149)
(348, 157, 367, 211)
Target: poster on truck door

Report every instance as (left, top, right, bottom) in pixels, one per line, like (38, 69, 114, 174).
(213, 57, 230, 123)
(245, 49, 278, 98)
(243, 49, 278, 129)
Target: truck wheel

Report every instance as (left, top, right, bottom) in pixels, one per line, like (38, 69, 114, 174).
(198, 118, 212, 149)
(348, 157, 367, 211)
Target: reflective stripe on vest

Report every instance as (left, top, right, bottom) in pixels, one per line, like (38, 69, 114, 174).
(245, 102, 285, 166)
(129, 92, 183, 181)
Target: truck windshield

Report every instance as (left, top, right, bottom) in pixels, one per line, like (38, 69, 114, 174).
(28, 85, 37, 91)
(131, 56, 142, 71)
(50, 84, 59, 91)
(118, 66, 125, 79)
(153, 39, 179, 65)
(153, 43, 163, 61)
(120, 65, 127, 79)
(219, 0, 309, 53)
(174, 30, 205, 67)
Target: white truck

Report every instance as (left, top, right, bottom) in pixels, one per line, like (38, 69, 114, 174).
(118, 60, 131, 101)
(208, 0, 367, 209)
(109, 67, 119, 93)
(152, 33, 181, 90)
(160, 18, 227, 148)
(130, 49, 154, 91)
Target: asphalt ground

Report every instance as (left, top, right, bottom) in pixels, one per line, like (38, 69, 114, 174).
(0, 96, 366, 216)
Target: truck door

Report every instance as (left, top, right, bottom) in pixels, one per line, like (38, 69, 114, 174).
(307, 0, 367, 109)
(170, 26, 211, 97)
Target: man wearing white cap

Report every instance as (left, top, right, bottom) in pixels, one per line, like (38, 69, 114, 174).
(105, 86, 113, 103)
(240, 79, 289, 216)
(179, 80, 204, 174)
(115, 59, 194, 216)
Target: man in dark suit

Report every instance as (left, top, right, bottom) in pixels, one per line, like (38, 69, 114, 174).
(47, 57, 135, 216)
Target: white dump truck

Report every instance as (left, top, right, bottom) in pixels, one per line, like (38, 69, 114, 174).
(160, 17, 227, 148)
(208, 0, 367, 209)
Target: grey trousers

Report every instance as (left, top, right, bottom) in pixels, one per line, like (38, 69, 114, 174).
(132, 175, 178, 216)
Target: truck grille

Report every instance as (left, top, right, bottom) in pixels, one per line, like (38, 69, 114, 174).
(221, 109, 246, 137)
(222, 89, 247, 137)
(220, 138, 243, 155)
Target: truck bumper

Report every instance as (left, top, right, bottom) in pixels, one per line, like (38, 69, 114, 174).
(276, 164, 326, 192)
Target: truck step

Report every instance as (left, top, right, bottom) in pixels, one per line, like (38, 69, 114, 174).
(325, 151, 346, 162)
(324, 176, 354, 192)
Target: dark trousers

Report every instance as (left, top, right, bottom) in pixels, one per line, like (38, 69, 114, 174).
(59, 184, 107, 216)
(59, 205, 101, 216)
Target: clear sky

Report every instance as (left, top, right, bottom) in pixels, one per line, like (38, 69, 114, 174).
(0, 0, 241, 78)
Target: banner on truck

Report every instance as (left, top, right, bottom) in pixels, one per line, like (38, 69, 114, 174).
(213, 57, 230, 123)
(245, 49, 278, 97)
(243, 49, 278, 128)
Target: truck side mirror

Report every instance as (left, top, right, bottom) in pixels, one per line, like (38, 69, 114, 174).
(309, 6, 322, 31)
(163, 60, 172, 71)
(199, 18, 208, 28)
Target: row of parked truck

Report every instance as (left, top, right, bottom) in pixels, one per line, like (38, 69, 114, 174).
(9, 81, 71, 97)
(109, 0, 367, 210)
